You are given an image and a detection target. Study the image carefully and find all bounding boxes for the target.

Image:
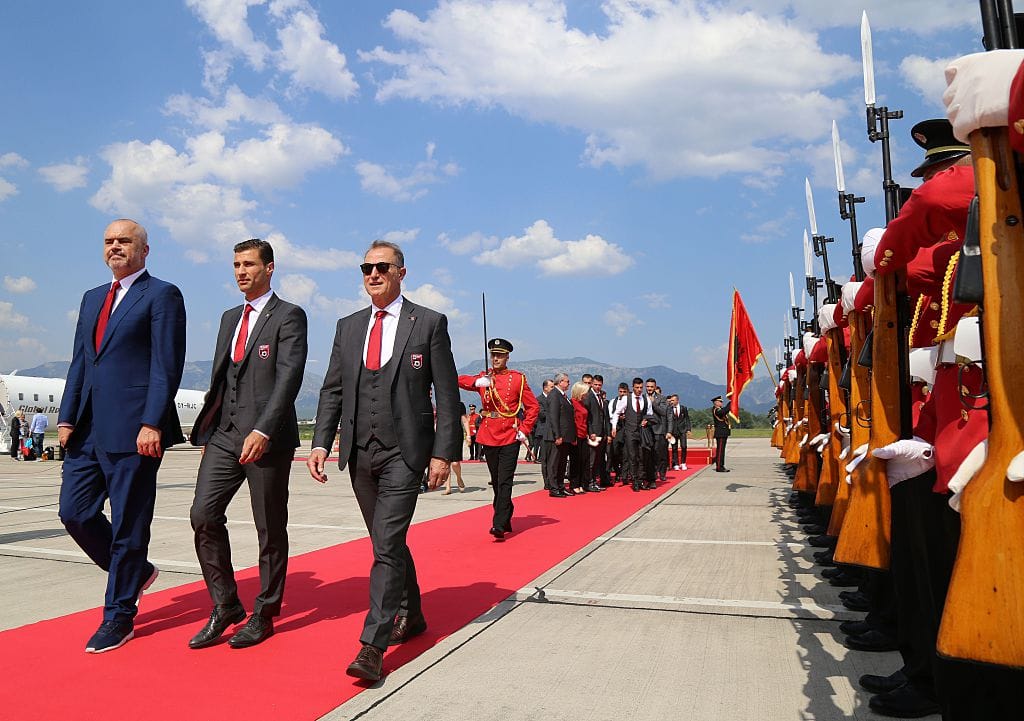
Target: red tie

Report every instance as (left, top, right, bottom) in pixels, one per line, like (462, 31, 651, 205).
(93, 281, 121, 351)
(635, 395, 641, 414)
(233, 304, 254, 362)
(366, 310, 387, 370)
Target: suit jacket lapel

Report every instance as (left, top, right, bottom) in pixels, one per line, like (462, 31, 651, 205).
(387, 300, 418, 385)
(349, 307, 372, 379)
(238, 294, 279, 367)
(98, 271, 149, 356)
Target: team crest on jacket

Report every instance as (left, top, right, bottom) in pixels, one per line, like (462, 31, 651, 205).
(411, 353, 423, 369)
(258, 344, 270, 359)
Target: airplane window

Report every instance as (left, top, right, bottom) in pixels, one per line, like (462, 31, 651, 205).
(18, 393, 23, 400)
(49, 395, 54, 402)
(33, 394, 39, 401)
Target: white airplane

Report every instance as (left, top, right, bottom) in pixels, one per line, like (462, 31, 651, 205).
(0, 373, 205, 453)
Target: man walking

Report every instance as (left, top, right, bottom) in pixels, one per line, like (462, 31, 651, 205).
(187, 239, 308, 650)
(58, 219, 186, 653)
(459, 338, 539, 540)
(667, 395, 691, 470)
(307, 240, 461, 683)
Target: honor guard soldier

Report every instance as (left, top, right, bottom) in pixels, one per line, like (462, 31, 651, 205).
(458, 338, 539, 541)
(711, 396, 731, 472)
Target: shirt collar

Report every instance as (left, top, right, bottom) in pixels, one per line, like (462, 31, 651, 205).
(372, 294, 404, 317)
(243, 288, 274, 311)
(111, 267, 146, 290)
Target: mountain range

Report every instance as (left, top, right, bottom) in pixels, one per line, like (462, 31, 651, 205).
(14, 357, 778, 419)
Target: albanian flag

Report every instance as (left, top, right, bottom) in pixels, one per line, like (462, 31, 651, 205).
(726, 289, 764, 422)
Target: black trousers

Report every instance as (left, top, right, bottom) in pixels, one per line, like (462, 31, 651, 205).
(623, 432, 642, 485)
(545, 440, 572, 490)
(349, 439, 424, 650)
(669, 437, 688, 466)
(190, 428, 292, 617)
(540, 439, 554, 488)
(483, 443, 519, 531)
(591, 441, 609, 485)
(9, 431, 20, 458)
(714, 435, 729, 469)
(654, 434, 668, 479)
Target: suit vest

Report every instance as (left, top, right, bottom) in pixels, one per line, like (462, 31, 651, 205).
(354, 358, 398, 448)
(218, 360, 244, 433)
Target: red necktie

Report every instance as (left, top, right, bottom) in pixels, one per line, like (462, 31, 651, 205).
(233, 304, 254, 362)
(93, 281, 121, 351)
(366, 310, 387, 370)
(635, 395, 640, 413)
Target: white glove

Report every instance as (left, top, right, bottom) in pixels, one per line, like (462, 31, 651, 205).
(948, 440, 988, 512)
(1006, 450, 1024, 482)
(835, 422, 851, 460)
(944, 50, 1024, 142)
(516, 430, 527, 442)
(799, 433, 809, 448)
(474, 377, 491, 388)
(810, 433, 829, 452)
(845, 443, 870, 484)
(872, 436, 935, 486)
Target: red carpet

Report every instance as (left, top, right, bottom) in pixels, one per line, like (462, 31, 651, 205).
(0, 466, 702, 720)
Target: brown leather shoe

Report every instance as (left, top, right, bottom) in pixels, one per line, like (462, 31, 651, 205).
(346, 644, 384, 682)
(388, 615, 427, 646)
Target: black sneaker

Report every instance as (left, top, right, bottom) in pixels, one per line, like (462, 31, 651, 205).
(85, 619, 134, 653)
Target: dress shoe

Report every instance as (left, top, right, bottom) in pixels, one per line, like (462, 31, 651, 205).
(632, 484, 640, 492)
(489, 527, 505, 541)
(549, 490, 567, 498)
(820, 566, 845, 579)
(346, 643, 384, 682)
(389, 614, 427, 645)
(808, 534, 837, 548)
(587, 483, 602, 492)
(839, 619, 875, 636)
(812, 548, 835, 564)
(802, 524, 827, 534)
(189, 603, 246, 649)
(859, 669, 908, 694)
(85, 619, 134, 653)
(869, 683, 940, 718)
(843, 595, 872, 612)
(228, 613, 274, 648)
(829, 571, 861, 587)
(839, 589, 866, 602)
(845, 629, 898, 652)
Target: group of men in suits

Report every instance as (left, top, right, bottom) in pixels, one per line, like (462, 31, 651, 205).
(533, 373, 692, 494)
(60, 222, 459, 684)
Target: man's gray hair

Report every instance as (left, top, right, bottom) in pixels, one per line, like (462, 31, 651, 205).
(367, 239, 405, 267)
(553, 372, 569, 384)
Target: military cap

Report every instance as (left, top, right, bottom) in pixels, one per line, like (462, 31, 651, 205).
(909, 119, 970, 178)
(711, 395, 723, 403)
(487, 337, 513, 354)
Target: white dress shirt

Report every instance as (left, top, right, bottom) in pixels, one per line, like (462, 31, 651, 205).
(231, 288, 274, 354)
(109, 267, 148, 313)
(362, 295, 404, 366)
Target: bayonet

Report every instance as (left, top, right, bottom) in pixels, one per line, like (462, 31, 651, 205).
(805, 178, 819, 237)
(832, 120, 846, 193)
(861, 12, 875, 106)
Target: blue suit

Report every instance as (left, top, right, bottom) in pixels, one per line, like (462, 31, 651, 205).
(59, 270, 186, 623)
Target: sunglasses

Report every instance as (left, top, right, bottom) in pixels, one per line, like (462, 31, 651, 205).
(360, 261, 399, 275)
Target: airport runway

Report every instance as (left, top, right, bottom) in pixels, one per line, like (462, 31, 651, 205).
(0, 439, 929, 720)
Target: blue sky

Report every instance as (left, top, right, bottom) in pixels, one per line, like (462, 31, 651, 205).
(0, 0, 982, 383)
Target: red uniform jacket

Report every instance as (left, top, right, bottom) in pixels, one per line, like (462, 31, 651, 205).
(458, 369, 539, 446)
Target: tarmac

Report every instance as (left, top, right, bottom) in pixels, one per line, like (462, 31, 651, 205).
(0, 438, 935, 720)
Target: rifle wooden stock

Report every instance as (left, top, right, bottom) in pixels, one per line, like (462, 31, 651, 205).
(835, 276, 897, 570)
(815, 329, 847, 506)
(784, 367, 806, 465)
(793, 364, 823, 493)
(771, 402, 784, 448)
(938, 127, 1024, 668)
(828, 311, 870, 536)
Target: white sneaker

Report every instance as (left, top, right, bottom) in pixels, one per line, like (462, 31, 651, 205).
(680, 464, 687, 471)
(672, 465, 679, 470)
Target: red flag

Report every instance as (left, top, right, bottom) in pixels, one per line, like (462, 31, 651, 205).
(726, 289, 764, 422)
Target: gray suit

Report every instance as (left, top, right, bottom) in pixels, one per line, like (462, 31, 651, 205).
(544, 389, 575, 490)
(190, 293, 308, 617)
(312, 297, 461, 649)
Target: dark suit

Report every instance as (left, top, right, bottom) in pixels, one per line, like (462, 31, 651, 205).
(583, 390, 608, 485)
(59, 270, 186, 623)
(312, 297, 461, 649)
(544, 389, 575, 491)
(537, 392, 554, 488)
(647, 393, 669, 481)
(712, 405, 731, 470)
(620, 393, 648, 488)
(668, 403, 691, 466)
(533, 392, 549, 467)
(189, 293, 307, 617)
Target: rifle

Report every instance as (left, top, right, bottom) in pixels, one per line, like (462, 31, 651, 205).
(834, 13, 910, 569)
(829, 308, 871, 536)
(784, 361, 806, 466)
(937, 0, 1024, 668)
(794, 356, 823, 493)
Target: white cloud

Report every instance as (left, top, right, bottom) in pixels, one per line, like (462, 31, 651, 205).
(438, 230, 499, 256)
(3, 276, 37, 293)
(38, 157, 89, 191)
(472, 220, 633, 276)
(404, 282, 464, 321)
(277, 272, 319, 305)
(356, 143, 459, 202)
(604, 303, 642, 336)
(0, 153, 28, 169)
(0, 301, 29, 328)
(187, 0, 357, 100)
(166, 86, 288, 130)
(642, 293, 669, 309)
(722, 0, 976, 33)
(271, 1, 359, 100)
(692, 342, 728, 383)
(740, 212, 796, 244)
(380, 228, 420, 244)
(0, 178, 16, 202)
(900, 55, 954, 108)
(360, 1, 854, 180)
